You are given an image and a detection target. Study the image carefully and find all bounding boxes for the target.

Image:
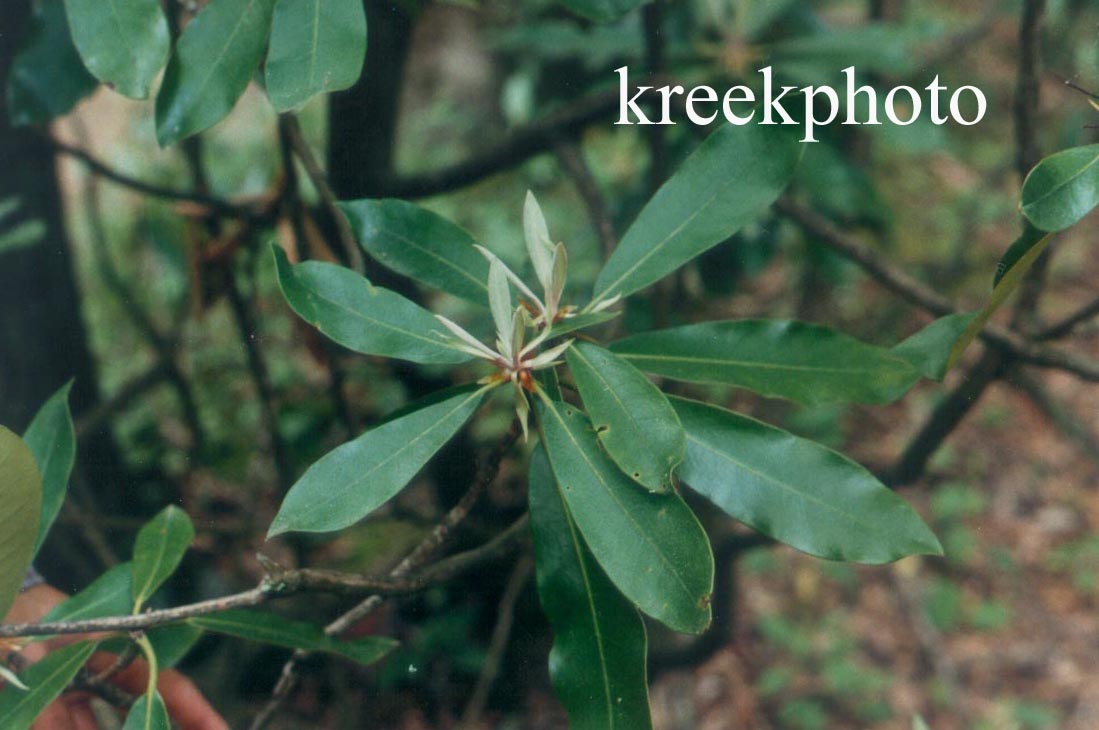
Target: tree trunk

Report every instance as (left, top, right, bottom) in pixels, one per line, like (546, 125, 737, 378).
(1, 0, 125, 584)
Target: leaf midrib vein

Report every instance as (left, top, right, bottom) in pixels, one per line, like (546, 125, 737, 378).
(543, 402, 696, 605)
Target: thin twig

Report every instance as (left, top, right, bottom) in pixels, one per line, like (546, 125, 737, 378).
(280, 114, 365, 274)
(554, 140, 617, 261)
(460, 555, 533, 728)
(247, 420, 523, 730)
(1035, 295, 1099, 340)
(74, 361, 172, 441)
(224, 270, 294, 494)
(366, 89, 621, 199)
(776, 198, 1099, 382)
(73, 116, 206, 455)
(47, 137, 268, 223)
(0, 516, 529, 640)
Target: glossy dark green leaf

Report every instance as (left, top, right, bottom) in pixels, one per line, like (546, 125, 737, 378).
(148, 624, 203, 668)
(536, 399, 713, 634)
(1021, 144, 1099, 232)
(154, 0, 276, 146)
(269, 388, 486, 536)
(947, 223, 1053, 370)
(23, 382, 75, 555)
(265, 0, 366, 111)
(891, 313, 977, 381)
(566, 342, 683, 491)
(131, 506, 195, 610)
(0, 428, 41, 621)
(557, 0, 645, 22)
(6, 0, 97, 126)
(0, 642, 97, 730)
(272, 246, 468, 365)
(673, 397, 941, 563)
(339, 199, 490, 305)
(528, 448, 652, 730)
(63, 0, 170, 99)
(592, 123, 801, 303)
(611, 320, 920, 405)
(43, 563, 132, 623)
(189, 610, 397, 665)
(102, 623, 202, 669)
(122, 691, 169, 730)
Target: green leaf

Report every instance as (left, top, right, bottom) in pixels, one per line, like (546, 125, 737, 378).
(528, 448, 653, 730)
(566, 342, 684, 491)
(62, 0, 170, 99)
(154, 0, 276, 147)
(913, 715, 932, 730)
(122, 691, 169, 730)
(0, 428, 41, 621)
(189, 610, 397, 665)
(546, 311, 620, 339)
(43, 563, 132, 624)
(269, 387, 486, 536)
(611, 320, 921, 406)
(592, 123, 801, 303)
(131, 506, 195, 610)
(1020, 144, 1099, 232)
(5, 0, 98, 126)
(265, 0, 366, 111)
(946, 223, 1053, 370)
(672, 397, 941, 563)
(102, 623, 203, 669)
(339, 199, 490, 305)
(0, 642, 97, 730)
(23, 383, 76, 555)
(891, 313, 977, 381)
(557, 0, 645, 22)
(272, 246, 468, 365)
(535, 399, 713, 634)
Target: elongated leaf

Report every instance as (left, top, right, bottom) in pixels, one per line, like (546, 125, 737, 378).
(272, 246, 468, 364)
(611, 320, 920, 405)
(339, 199, 490, 305)
(131, 506, 195, 610)
(946, 223, 1053, 369)
(123, 691, 169, 730)
(557, 0, 644, 22)
(6, 0, 98, 126)
(43, 563, 132, 623)
(269, 388, 486, 536)
(536, 399, 713, 634)
(102, 623, 202, 669)
(673, 397, 941, 563)
(265, 0, 366, 111)
(566, 342, 683, 491)
(63, 0, 170, 99)
(0, 642, 97, 730)
(891, 312, 977, 381)
(23, 383, 75, 555)
(529, 448, 653, 730)
(155, 0, 276, 146)
(547, 310, 619, 339)
(189, 610, 397, 665)
(592, 123, 801, 303)
(0, 428, 41, 620)
(1021, 144, 1099, 231)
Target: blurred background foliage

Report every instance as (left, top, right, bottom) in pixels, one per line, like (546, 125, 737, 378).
(2, 0, 1099, 728)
